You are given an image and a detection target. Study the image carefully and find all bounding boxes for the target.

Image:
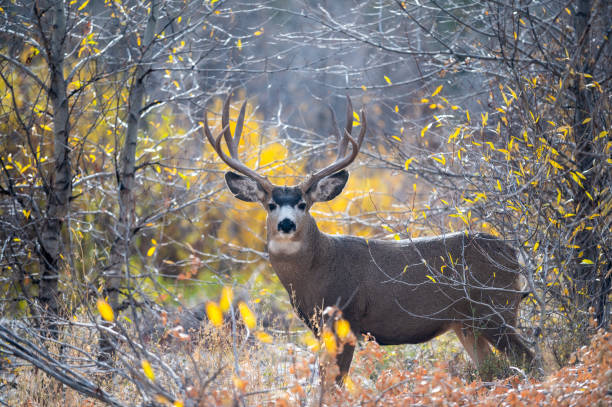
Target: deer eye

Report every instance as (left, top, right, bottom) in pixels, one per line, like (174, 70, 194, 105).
(268, 203, 277, 211)
(298, 203, 306, 211)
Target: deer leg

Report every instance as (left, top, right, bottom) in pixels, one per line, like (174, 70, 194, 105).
(335, 343, 355, 385)
(452, 323, 493, 370)
(482, 327, 533, 368)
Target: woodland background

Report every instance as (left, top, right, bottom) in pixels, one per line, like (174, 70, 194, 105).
(0, 0, 610, 405)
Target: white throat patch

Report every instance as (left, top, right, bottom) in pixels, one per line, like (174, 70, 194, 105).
(268, 236, 302, 256)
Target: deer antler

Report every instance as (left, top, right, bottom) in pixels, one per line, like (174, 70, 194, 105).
(300, 96, 366, 193)
(204, 95, 274, 192)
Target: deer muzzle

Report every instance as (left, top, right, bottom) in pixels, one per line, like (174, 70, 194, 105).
(278, 218, 296, 234)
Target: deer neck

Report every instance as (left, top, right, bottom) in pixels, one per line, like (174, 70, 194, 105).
(267, 215, 333, 286)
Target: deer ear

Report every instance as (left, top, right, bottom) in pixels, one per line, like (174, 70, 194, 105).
(306, 170, 349, 202)
(225, 172, 266, 202)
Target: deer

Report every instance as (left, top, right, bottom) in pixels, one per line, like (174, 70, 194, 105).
(204, 95, 533, 383)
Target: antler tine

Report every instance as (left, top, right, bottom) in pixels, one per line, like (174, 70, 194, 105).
(329, 105, 348, 158)
(204, 98, 273, 192)
(342, 96, 353, 156)
(220, 95, 236, 158)
(355, 106, 367, 149)
(301, 98, 366, 193)
(234, 100, 248, 153)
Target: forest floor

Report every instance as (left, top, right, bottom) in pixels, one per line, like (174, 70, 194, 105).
(2, 316, 611, 407)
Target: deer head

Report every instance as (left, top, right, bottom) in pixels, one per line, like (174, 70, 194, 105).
(204, 95, 366, 246)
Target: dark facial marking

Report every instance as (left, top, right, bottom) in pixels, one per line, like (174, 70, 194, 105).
(271, 186, 302, 207)
(278, 218, 296, 233)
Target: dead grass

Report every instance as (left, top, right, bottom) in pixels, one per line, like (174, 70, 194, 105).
(3, 313, 611, 407)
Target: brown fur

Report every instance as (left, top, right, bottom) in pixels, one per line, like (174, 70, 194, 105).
(267, 214, 533, 381)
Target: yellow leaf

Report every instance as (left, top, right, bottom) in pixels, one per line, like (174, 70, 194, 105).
(431, 84, 443, 96)
(361, 85, 367, 91)
(466, 110, 470, 123)
(426, 275, 437, 283)
(432, 155, 446, 165)
(40, 124, 52, 132)
(382, 225, 393, 233)
(496, 180, 502, 191)
(581, 117, 591, 124)
(255, 331, 273, 343)
(236, 38, 242, 50)
(580, 259, 594, 265)
(392, 135, 401, 142)
(302, 332, 320, 352)
(549, 160, 563, 170)
(97, 299, 114, 322)
(322, 330, 337, 355)
(352, 111, 360, 122)
(571, 172, 583, 188)
(447, 127, 461, 143)
(254, 30, 263, 36)
(232, 375, 247, 392)
(384, 75, 392, 85)
(219, 286, 233, 313)
(506, 85, 517, 100)
(238, 301, 256, 330)
(173, 401, 184, 407)
(147, 246, 156, 257)
(404, 157, 415, 170)
(335, 319, 351, 339)
(141, 359, 155, 381)
(345, 376, 356, 393)
(78, 0, 89, 11)
(206, 301, 223, 327)
(420, 123, 432, 138)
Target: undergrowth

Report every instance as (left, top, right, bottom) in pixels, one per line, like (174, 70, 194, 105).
(3, 315, 611, 407)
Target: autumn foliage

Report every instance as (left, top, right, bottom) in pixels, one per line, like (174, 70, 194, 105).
(5, 306, 611, 406)
(1, 0, 610, 406)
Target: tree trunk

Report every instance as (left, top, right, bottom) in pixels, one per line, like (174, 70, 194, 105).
(38, 0, 71, 336)
(571, 0, 610, 329)
(99, 0, 158, 361)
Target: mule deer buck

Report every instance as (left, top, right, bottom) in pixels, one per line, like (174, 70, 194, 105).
(204, 95, 533, 382)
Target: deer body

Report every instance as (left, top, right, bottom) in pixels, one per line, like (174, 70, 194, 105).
(206, 96, 533, 382)
(270, 226, 522, 344)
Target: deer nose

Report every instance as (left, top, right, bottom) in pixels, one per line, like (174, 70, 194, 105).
(278, 218, 296, 233)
